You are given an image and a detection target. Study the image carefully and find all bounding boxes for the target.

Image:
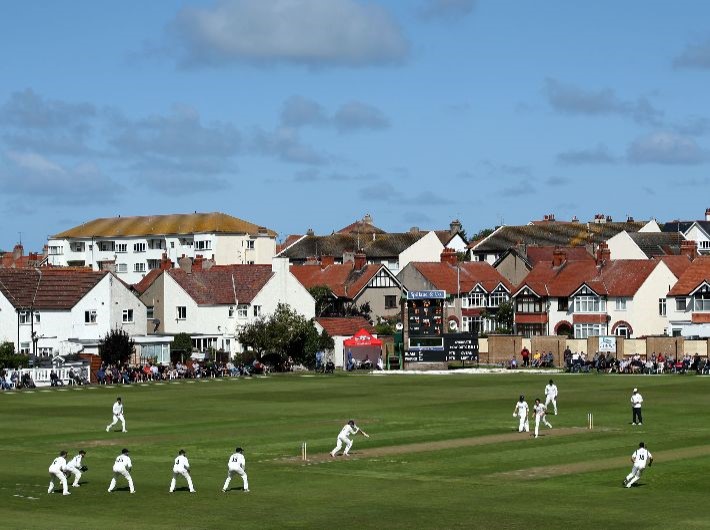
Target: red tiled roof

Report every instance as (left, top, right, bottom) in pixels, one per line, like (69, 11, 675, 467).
(0, 268, 107, 309)
(410, 262, 513, 294)
(277, 234, 303, 254)
(168, 265, 274, 305)
(132, 268, 162, 294)
(316, 317, 375, 336)
(525, 246, 594, 265)
(337, 220, 386, 235)
(289, 263, 382, 299)
(656, 255, 693, 279)
(668, 257, 710, 296)
(517, 259, 661, 298)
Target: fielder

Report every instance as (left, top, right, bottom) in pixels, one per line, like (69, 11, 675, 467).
(330, 420, 369, 457)
(544, 379, 558, 415)
(170, 449, 195, 493)
(513, 395, 529, 433)
(223, 447, 249, 492)
(630, 388, 644, 425)
(624, 442, 653, 488)
(106, 397, 127, 433)
(48, 450, 71, 495)
(66, 450, 87, 487)
(108, 448, 135, 493)
(532, 398, 552, 438)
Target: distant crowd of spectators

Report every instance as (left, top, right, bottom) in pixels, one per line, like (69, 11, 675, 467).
(562, 349, 709, 375)
(95, 359, 271, 385)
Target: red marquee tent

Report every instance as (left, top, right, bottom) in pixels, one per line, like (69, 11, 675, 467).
(343, 329, 382, 362)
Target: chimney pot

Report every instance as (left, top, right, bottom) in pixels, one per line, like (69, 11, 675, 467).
(440, 248, 458, 265)
(354, 251, 367, 270)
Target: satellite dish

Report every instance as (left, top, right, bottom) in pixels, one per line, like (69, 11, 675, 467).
(449, 320, 459, 331)
(395, 322, 404, 331)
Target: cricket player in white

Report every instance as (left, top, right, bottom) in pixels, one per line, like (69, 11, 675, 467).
(624, 442, 653, 488)
(631, 388, 644, 425)
(533, 399, 552, 438)
(48, 450, 71, 495)
(170, 449, 195, 493)
(106, 397, 127, 433)
(544, 379, 558, 415)
(108, 448, 135, 493)
(66, 450, 86, 487)
(330, 420, 363, 457)
(513, 395, 529, 433)
(223, 447, 249, 492)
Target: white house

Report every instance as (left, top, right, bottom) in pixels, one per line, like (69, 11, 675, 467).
(46, 212, 277, 284)
(606, 230, 684, 260)
(0, 268, 147, 356)
(135, 257, 315, 356)
(666, 256, 710, 337)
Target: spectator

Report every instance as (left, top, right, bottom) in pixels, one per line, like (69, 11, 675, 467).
(520, 347, 530, 367)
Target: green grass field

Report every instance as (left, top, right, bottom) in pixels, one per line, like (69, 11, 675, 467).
(1, 372, 709, 529)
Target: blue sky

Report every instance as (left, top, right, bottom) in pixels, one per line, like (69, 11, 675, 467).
(2, 0, 710, 251)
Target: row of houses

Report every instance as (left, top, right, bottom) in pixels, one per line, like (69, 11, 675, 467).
(2, 210, 710, 365)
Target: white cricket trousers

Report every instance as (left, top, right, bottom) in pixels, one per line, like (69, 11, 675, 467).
(107, 414, 126, 432)
(67, 466, 82, 486)
(170, 469, 195, 492)
(534, 415, 552, 437)
(108, 467, 134, 493)
(48, 470, 69, 494)
(518, 415, 529, 433)
(545, 395, 558, 414)
(223, 466, 248, 491)
(331, 435, 353, 456)
(625, 465, 645, 487)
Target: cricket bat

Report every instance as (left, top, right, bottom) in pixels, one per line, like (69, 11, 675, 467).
(361, 430, 370, 438)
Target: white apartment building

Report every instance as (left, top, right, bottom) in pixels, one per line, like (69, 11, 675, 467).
(46, 212, 277, 284)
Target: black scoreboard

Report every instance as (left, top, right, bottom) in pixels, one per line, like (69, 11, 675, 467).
(407, 290, 444, 336)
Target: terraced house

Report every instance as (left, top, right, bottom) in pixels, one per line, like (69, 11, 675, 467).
(46, 212, 277, 284)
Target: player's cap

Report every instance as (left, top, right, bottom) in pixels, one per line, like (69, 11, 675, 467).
(549, 379, 553, 384)
(79, 450, 86, 455)
(121, 448, 129, 454)
(60, 450, 67, 456)
(117, 397, 122, 401)
(633, 388, 638, 392)
(519, 395, 524, 401)
(236, 447, 243, 453)
(348, 419, 355, 426)
(178, 449, 185, 455)
(639, 442, 645, 448)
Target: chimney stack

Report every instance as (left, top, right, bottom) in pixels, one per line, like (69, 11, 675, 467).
(705, 208, 710, 222)
(193, 254, 204, 272)
(160, 252, 172, 270)
(449, 219, 462, 235)
(178, 254, 192, 274)
(12, 244, 23, 260)
(320, 255, 335, 268)
(680, 240, 698, 261)
(440, 247, 458, 265)
(596, 242, 611, 265)
(552, 247, 567, 267)
(354, 251, 367, 270)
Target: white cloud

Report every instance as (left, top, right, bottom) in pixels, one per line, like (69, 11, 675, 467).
(627, 131, 707, 165)
(280, 95, 390, 133)
(557, 144, 617, 165)
(171, 0, 409, 68)
(544, 78, 663, 125)
(280, 96, 328, 128)
(333, 101, 389, 132)
(673, 38, 710, 69)
(251, 126, 326, 165)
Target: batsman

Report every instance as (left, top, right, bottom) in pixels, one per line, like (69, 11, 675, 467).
(330, 420, 369, 457)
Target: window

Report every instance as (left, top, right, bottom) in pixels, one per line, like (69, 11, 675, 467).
(247, 260, 255, 265)
(672, 328, 682, 337)
(253, 305, 262, 317)
(18, 311, 39, 324)
(195, 240, 212, 250)
(237, 304, 248, 318)
(370, 271, 397, 288)
(48, 245, 63, 255)
(98, 241, 114, 252)
(694, 292, 710, 311)
(170, 242, 175, 248)
(700, 241, 710, 250)
(116, 243, 127, 253)
(615, 298, 628, 311)
(146, 306, 154, 319)
(116, 263, 128, 273)
(385, 295, 398, 309)
(85, 310, 97, 324)
(516, 296, 543, 313)
(228, 306, 235, 318)
(122, 309, 134, 323)
(70, 242, 85, 252)
(558, 298, 569, 311)
(38, 347, 53, 356)
(177, 306, 187, 320)
(192, 337, 218, 352)
(488, 291, 509, 308)
(147, 259, 160, 270)
(573, 295, 606, 313)
(574, 323, 603, 338)
(148, 239, 165, 250)
(133, 243, 146, 253)
(615, 326, 630, 338)
(20, 342, 30, 354)
(676, 298, 687, 311)
(134, 262, 146, 273)
(245, 240, 255, 250)
(463, 291, 486, 308)
(658, 298, 667, 316)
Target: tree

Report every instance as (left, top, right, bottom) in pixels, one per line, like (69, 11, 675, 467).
(99, 328, 135, 366)
(170, 332, 193, 363)
(484, 300, 514, 334)
(0, 341, 29, 369)
(469, 227, 495, 242)
(238, 303, 325, 367)
(308, 285, 336, 317)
